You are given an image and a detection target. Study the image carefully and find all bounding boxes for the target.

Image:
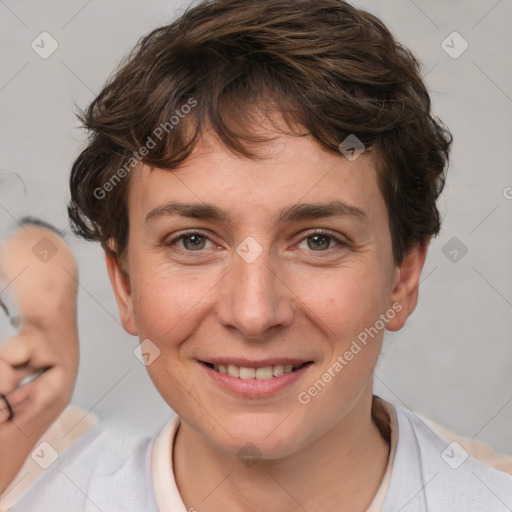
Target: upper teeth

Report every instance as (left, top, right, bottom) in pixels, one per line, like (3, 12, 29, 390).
(213, 364, 299, 379)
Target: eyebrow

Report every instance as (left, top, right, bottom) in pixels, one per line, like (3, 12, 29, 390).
(145, 200, 369, 225)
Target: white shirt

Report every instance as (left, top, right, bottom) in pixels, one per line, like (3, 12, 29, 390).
(149, 400, 398, 511)
(11, 399, 512, 512)
(0, 405, 98, 511)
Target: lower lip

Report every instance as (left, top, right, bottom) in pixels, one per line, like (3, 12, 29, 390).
(9, 368, 51, 407)
(199, 361, 313, 398)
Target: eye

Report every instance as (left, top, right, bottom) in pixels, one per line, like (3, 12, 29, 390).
(166, 231, 215, 251)
(165, 229, 348, 254)
(297, 229, 347, 252)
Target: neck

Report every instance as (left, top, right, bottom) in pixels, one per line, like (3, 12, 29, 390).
(173, 390, 390, 512)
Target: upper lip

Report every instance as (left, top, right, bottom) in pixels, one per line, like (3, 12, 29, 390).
(200, 358, 312, 367)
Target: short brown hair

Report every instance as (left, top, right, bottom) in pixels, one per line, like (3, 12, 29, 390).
(68, 0, 452, 266)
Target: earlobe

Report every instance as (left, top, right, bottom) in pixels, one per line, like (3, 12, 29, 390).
(104, 243, 138, 336)
(386, 241, 429, 332)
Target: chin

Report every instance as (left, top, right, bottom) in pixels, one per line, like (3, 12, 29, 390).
(207, 413, 308, 461)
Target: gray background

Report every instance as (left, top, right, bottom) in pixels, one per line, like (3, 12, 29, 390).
(1, 0, 511, 454)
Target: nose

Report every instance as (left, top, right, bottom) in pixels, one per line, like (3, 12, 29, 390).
(215, 242, 294, 341)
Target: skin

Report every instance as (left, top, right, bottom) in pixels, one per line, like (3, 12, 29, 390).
(0, 226, 79, 495)
(106, 118, 429, 511)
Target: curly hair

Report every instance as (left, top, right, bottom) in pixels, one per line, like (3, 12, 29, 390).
(68, 0, 452, 266)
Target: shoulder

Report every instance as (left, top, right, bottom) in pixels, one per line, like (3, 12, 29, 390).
(11, 422, 159, 512)
(383, 402, 512, 512)
(426, 415, 512, 474)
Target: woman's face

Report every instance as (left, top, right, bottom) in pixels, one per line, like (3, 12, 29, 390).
(108, 125, 423, 459)
(0, 227, 79, 432)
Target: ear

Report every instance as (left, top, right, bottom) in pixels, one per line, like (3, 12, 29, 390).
(386, 240, 429, 332)
(104, 242, 138, 336)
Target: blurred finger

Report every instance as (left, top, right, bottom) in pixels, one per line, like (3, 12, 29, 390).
(0, 393, 14, 421)
(0, 357, 19, 394)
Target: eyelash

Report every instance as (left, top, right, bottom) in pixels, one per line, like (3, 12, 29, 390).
(165, 229, 349, 254)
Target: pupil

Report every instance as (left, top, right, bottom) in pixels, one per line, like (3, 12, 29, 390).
(308, 234, 329, 251)
(185, 234, 204, 250)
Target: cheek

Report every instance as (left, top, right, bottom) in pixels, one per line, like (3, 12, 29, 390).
(130, 265, 214, 344)
(293, 261, 390, 340)
(59, 345, 80, 381)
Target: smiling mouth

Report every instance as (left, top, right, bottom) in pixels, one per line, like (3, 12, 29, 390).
(15, 366, 52, 389)
(202, 361, 313, 380)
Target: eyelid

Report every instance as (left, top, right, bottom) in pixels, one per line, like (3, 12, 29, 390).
(165, 228, 218, 248)
(295, 228, 349, 250)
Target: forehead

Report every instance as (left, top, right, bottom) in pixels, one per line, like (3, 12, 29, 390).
(127, 129, 388, 233)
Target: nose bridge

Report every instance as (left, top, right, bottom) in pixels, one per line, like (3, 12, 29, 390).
(216, 239, 293, 339)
